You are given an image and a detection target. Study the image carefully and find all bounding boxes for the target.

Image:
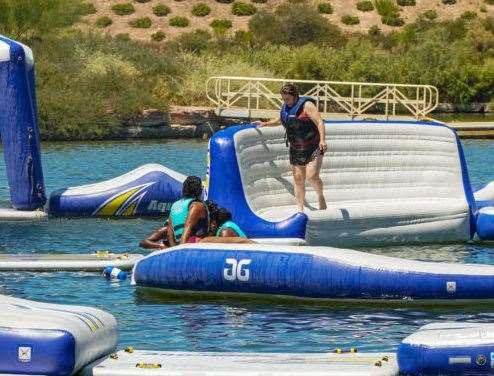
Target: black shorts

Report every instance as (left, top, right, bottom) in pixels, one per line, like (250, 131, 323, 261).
(289, 145, 322, 166)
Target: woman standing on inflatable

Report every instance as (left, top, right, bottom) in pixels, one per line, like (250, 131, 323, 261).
(254, 83, 327, 212)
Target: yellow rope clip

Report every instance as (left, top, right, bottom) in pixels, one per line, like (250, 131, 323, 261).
(136, 363, 162, 369)
(125, 346, 134, 353)
(349, 348, 358, 353)
(95, 250, 110, 257)
(375, 360, 382, 367)
(334, 348, 343, 354)
(110, 353, 118, 360)
(382, 356, 389, 362)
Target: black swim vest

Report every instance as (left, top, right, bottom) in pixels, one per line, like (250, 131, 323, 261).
(280, 96, 320, 151)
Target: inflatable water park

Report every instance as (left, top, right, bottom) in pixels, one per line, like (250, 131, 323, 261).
(5, 34, 494, 374)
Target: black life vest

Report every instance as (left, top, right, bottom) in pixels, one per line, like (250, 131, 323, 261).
(280, 96, 319, 151)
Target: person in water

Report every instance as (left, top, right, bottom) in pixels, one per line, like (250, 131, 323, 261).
(167, 176, 209, 245)
(199, 207, 254, 244)
(254, 83, 327, 212)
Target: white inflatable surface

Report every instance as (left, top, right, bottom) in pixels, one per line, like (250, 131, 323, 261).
(234, 122, 471, 246)
(0, 207, 47, 221)
(252, 238, 306, 245)
(83, 350, 397, 376)
(0, 294, 117, 375)
(0, 252, 142, 271)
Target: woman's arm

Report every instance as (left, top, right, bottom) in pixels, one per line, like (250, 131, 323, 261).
(139, 227, 168, 249)
(253, 117, 281, 127)
(180, 202, 205, 244)
(166, 217, 177, 247)
(304, 101, 327, 153)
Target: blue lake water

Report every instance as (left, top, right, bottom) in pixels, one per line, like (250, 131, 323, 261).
(2, 138, 494, 353)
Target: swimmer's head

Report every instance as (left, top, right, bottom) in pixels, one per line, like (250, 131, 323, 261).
(281, 83, 299, 107)
(182, 176, 202, 199)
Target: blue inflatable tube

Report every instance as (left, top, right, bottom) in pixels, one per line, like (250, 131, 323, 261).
(132, 243, 494, 301)
(0, 35, 46, 210)
(398, 322, 494, 375)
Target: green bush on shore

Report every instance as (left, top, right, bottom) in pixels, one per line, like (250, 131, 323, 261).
(153, 4, 171, 17)
(318, 2, 333, 14)
(169, 16, 189, 27)
(356, 1, 374, 12)
(232, 2, 257, 16)
(95, 16, 113, 28)
(129, 17, 152, 28)
(111, 3, 135, 16)
(192, 3, 211, 17)
(341, 15, 359, 25)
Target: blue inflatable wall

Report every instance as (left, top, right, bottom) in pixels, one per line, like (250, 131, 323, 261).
(0, 36, 46, 210)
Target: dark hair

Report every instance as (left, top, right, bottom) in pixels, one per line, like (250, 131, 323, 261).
(280, 83, 299, 97)
(182, 176, 203, 199)
(204, 200, 219, 216)
(213, 207, 232, 226)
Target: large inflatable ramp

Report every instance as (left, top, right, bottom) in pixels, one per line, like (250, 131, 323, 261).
(0, 294, 117, 375)
(49, 164, 185, 217)
(207, 121, 494, 246)
(132, 243, 494, 302)
(0, 36, 46, 219)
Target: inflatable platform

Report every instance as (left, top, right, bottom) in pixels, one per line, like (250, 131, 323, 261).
(0, 251, 142, 271)
(83, 350, 397, 376)
(132, 243, 494, 302)
(398, 322, 494, 375)
(0, 294, 117, 376)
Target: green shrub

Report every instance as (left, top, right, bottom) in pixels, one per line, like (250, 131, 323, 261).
(382, 13, 404, 26)
(232, 2, 257, 15)
(374, 0, 398, 17)
(341, 15, 359, 25)
(442, 0, 456, 4)
(79, 2, 97, 15)
(0, 0, 86, 41)
(151, 30, 166, 41)
(111, 3, 135, 15)
(211, 18, 233, 30)
(318, 2, 333, 14)
(169, 16, 189, 27)
(368, 25, 381, 35)
(175, 29, 211, 51)
(115, 33, 130, 41)
(460, 11, 477, 20)
(95, 16, 112, 27)
(135, 0, 151, 3)
(129, 17, 152, 28)
(234, 29, 254, 44)
(481, 5, 487, 12)
(249, 3, 344, 46)
(397, 0, 415, 5)
(357, 1, 373, 11)
(153, 4, 171, 16)
(423, 9, 437, 20)
(192, 3, 211, 16)
(487, 0, 494, 5)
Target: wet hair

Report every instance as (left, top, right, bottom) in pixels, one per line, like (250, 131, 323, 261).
(204, 200, 219, 216)
(213, 207, 232, 226)
(182, 176, 203, 199)
(280, 83, 299, 98)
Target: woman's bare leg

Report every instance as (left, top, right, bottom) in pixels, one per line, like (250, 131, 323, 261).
(306, 154, 326, 210)
(291, 164, 306, 212)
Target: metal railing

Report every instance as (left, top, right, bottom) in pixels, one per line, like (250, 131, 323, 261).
(206, 76, 439, 120)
